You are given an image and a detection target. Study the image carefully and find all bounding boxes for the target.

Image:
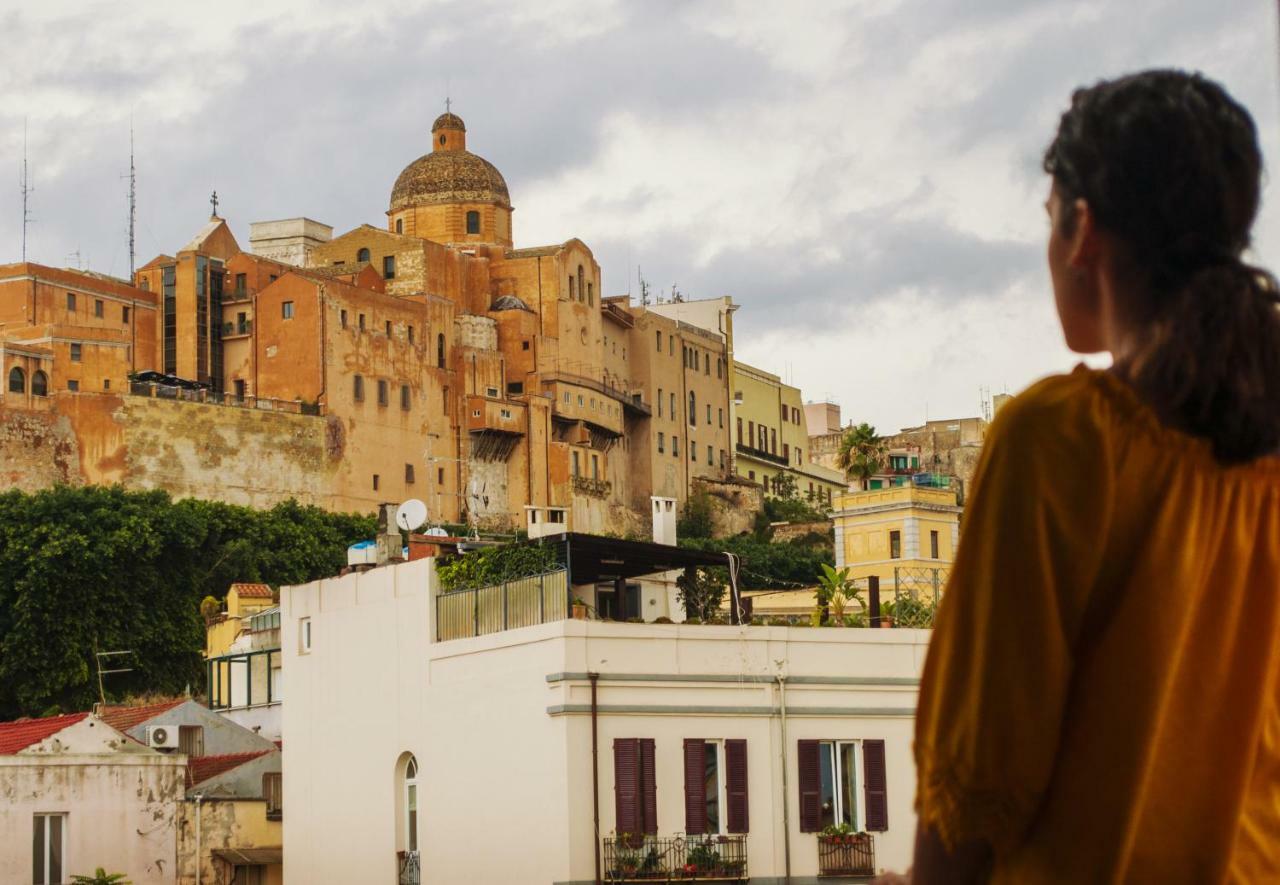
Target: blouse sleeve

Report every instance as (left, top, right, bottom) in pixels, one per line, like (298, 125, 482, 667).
(913, 375, 1115, 857)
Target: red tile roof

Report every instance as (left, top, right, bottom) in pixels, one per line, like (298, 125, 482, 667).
(98, 699, 187, 733)
(231, 583, 274, 599)
(187, 750, 271, 788)
(0, 713, 89, 755)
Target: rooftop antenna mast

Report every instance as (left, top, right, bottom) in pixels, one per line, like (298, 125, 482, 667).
(638, 266, 651, 306)
(93, 645, 134, 707)
(20, 118, 33, 262)
(126, 120, 136, 276)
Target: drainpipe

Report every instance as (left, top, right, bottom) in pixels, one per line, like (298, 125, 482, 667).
(590, 671, 602, 885)
(193, 792, 204, 885)
(776, 676, 792, 885)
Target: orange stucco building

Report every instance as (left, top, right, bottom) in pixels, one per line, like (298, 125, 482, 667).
(0, 111, 735, 532)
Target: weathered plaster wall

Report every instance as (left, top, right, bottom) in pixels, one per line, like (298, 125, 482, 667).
(0, 404, 80, 490)
(176, 799, 282, 885)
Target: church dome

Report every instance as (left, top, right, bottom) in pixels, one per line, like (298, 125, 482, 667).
(390, 112, 511, 212)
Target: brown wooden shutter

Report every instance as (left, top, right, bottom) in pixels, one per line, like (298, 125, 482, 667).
(614, 738, 641, 838)
(725, 739, 749, 834)
(798, 739, 821, 832)
(863, 739, 888, 832)
(684, 739, 708, 834)
(640, 738, 658, 835)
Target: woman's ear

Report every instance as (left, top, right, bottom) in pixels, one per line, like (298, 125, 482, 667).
(1067, 198, 1097, 269)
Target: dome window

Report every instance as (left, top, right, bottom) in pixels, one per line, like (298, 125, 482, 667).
(466, 211, 480, 234)
(395, 219, 403, 234)
(357, 248, 370, 262)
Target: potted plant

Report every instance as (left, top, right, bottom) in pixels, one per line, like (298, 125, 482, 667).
(572, 596, 589, 620)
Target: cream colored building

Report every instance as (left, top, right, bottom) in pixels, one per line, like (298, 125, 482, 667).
(282, 555, 927, 884)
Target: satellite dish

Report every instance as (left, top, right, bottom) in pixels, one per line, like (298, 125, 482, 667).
(424, 526, 448, 537)
(396, 499, 428, 532)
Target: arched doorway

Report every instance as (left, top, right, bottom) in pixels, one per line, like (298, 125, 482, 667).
(395, 753, 420, 884)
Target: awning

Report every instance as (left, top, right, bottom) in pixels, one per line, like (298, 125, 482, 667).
(535, 532, 728, 585)
(211, 847, 283, 866)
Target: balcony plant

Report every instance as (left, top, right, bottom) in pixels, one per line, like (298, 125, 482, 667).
(572, 596, 589, 620)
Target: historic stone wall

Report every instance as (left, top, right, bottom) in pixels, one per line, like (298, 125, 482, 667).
(693, 476, 762, 539)
(0, 405, 80, 491)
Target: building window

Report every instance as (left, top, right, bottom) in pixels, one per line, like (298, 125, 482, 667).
(656, 330, 662, 351)
(673, 436, 679, 457)
(568, 276, 575, 300)
(507, 381, 524, 395)
(234, 379, 246, 402)
(94, 299, 104, 318)
(707, 444, 713, 464)
(771, 428, 777, 453)
(31, 371, 48, 397)
(340, 309, 348, 329)
(613, 738, 658, 840)
(577, 265, 585, 305)
(7, 367, 24, 393)
(736, 417, 742, 445)
(705, 357, 710, 375)
(587, 282, 594, 306)
(763, 476, 770, 493)
(748, 470, 755, 481)
(66, 292, 76, 311)
(798, 447, 803, 464)
(438, 467, 445, 484)
(810, 741, 862, 831)
(669, 392, 676, 419)
(383, 256, 396, 279)
(407, 325, 414, 344)
(67, 379, 79, 392)
(717, 359, 722, 379)
(282, 301, 294, 319)
(377, 379, 389, 406)
(689, 392, 696, 425)
(793, 407, 801, 424)
(179, 725, 205, 757)
(122, 306, 130, 323)
(522, 340, 529, 351)
(299, 617, 312, 653)
(357, 247, 371, 262)
(591, 454, 599, 480)
(70, 343, 82, 362)
(748, 422, 755, 448)
(437, 334, 446, 368)
(720, 449, 726, 469)
(783, 443, 790, 462)
(269, 274, 278, 283)
(572, 451, 580, 477)
(353, 374, 364, 401)
(373, 474, 380, 491)
(32, 813, 66, 885)
(466, 210, 480, 234)
(442, 386, 449, 415)
(657, 432, 665, 454)
(401, 384, 411, 410)
(385, 320, 392, 336)
(359, 313, 366, 331)
(889, 530, 902, 559)
(235, 273, 247, 293)
(657, 388, 663, 417)
(395, 218, 404, 234)
(405, 463, 415, 484)
(403, 755, 419, 852)
(264, 772, 283, 821)
(931, 530, 939, 559)
(781, 404, 788, 422)
(707, 404, 712, 424)
(669, 335, 674, 355)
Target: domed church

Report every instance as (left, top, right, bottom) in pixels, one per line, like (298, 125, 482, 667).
(388, 112, 514, 247)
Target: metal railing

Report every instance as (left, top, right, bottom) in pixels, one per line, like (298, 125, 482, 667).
(817, 833, 875, 877)
(735, 442, 788, 467)
(435, 569, 569, 642)
(603, 833, 747, 882)
(398, 850, 420, 885)
(128, 382, 322, 415)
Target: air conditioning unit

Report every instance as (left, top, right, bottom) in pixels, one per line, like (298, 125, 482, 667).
(146, 724, 179, 749)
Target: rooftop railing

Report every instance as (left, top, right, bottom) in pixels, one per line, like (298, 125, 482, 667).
(128, 382, 323, 415)
(434, 568, 569, 642)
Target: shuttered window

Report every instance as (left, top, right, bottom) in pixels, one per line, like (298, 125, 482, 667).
(798, 739, 822, 832)
(798, 739, 889, 833)
(614, 738, 657, 843)
(683, 739, 708, 834)
(862, 739, 888, 832)
(725, 739, 748, 833)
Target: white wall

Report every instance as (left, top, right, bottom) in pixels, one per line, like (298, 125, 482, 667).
(283, 558, 927, 885)
(0, 754, 185, 885)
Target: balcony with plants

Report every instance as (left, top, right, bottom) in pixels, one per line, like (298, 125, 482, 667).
(603, 833, 747, 883)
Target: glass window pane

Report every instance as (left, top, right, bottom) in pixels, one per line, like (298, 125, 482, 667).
(49, 816, 62, 884)
(818, 742, 836, 830)
(840, 743, 859, 828)
(704, 742, 720, 834)
(33, 816, 44, 885)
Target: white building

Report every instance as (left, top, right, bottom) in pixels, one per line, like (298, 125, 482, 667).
(0, 713, 186, 885)
(282, 542, 927, 884)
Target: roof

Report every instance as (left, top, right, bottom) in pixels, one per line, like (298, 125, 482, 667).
(188, 750, 271, 788)
(533, 532, 729, 584)
(504, 244, 562, 260)
(432, 111, 466, 132)
(0, 712, 88, 754)
(98, 699, 186, 733)
(490, 294, 532, 312)
(231, 583, 274, 599)
(181, 218, 227, 253)
(391, 151, 510, 211)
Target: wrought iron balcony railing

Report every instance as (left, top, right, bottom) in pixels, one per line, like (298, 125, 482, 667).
(603, 833, 747, 882)
(398, 850, 420, 885)
(817, 832, 875, 877)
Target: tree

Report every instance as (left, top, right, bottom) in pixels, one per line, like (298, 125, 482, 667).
(676, 567, 727, 622)
(836, 423, 888, 489)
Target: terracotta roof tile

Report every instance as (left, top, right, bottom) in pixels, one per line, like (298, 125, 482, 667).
(98, 699, 187, 733)
(230, 583, 274, 599)
(187, 750, 271, 788)
(0, 713, 89, 754)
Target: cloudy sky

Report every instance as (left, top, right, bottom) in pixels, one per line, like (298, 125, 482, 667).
(4, 0, 1277, 432)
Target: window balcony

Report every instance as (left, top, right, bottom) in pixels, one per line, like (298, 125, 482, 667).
(398, 850, 420, 885)
(603, 834, 747, 882)
(735, 442, 788, 467)
(817, 832, 875, 877)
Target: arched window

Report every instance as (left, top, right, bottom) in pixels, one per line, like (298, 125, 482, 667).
(395, 219, 404, 234)
(577, 265, 585, 304)
(465, 211, 480, 234)
(31, 370, 48, 397)
(437, 333, 446, 369)
(395, 752, 420, 873)
(405, 755, 418, 852)
(357, 248, 370, 263)
(7, 366, 25, 394)
(688, 391, 696, 425)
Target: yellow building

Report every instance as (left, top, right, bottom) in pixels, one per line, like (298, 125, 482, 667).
(831, 485, 960, 600)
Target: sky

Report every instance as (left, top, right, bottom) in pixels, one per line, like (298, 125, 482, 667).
(3, 0, 1277, 432)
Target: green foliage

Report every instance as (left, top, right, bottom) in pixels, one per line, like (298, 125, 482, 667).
(676, 567, 727, 622)
(769, 472, 799, 500)
(815, 564, 862, 614)
(199, 596, 221, 625)
(836, 423, 888, 489)
(762, 494, 830, 525)
(883, 595, 938, 628)
(676, 492, 715, 539)
(71, 871, 131, 885)
(0, 485, 374, 719)
(679, 534, 834, 591)
(435, 542, 560, 592)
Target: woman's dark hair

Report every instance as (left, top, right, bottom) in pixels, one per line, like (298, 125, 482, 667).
(1044, 69, 1280, 463)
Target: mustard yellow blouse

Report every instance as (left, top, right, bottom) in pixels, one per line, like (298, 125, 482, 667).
(914, 366, 1280, 883)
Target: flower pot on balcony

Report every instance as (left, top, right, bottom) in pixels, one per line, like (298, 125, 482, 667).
(572, 602, 589, 620)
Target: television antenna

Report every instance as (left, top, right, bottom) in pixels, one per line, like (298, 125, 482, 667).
(124, 120, 136, 277)
(20, 118, 34, 262)
(396, 498, 428, 532)
(94, 646, 134, 707)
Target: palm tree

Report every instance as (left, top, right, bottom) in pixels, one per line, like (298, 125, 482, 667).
(836, 423, 887, 490)
(71, 870, 131, 885)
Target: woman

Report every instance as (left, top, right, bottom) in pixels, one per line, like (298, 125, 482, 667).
(910, 70, 1280, 883)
